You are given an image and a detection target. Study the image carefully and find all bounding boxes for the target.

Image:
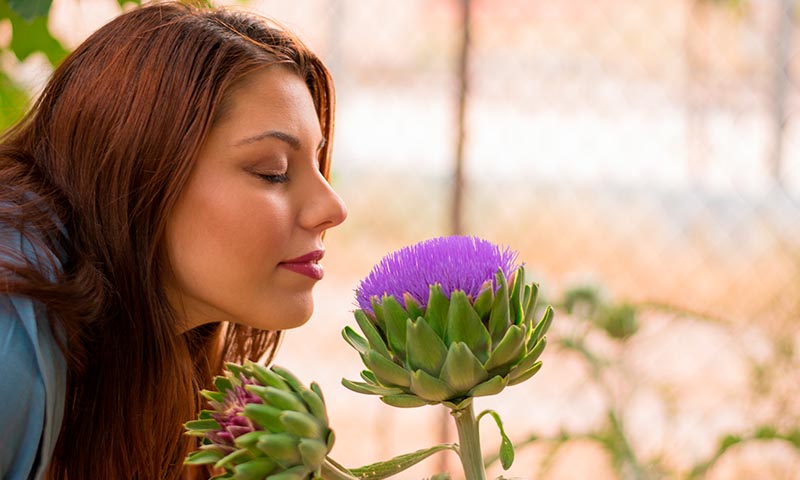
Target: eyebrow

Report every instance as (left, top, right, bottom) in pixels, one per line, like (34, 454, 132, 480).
(234, 130, 326, 152)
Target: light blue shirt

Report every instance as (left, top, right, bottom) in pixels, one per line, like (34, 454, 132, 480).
(0, 227, 67, 479)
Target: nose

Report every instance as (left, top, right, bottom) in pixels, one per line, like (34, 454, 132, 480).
(301, 173, 348, 232)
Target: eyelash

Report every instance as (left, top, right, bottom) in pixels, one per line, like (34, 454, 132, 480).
(257, 173, 289, 184)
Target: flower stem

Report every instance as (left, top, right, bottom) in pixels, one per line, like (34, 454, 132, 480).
(452, 401, 486, 480)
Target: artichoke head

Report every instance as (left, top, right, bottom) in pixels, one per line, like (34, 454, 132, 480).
(342, 266, 553, 410)
(184, 361, 334, 480)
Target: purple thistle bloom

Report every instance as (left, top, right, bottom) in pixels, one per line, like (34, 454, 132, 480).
(206, 381, 263, 452)
(355, 236, 519, 312)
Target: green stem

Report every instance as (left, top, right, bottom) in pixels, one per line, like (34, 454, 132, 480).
(452, 401, 486, 480)
(321, 457, 359, 480)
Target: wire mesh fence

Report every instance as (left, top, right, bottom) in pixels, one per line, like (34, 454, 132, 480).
(264, 0, 800, 477)
(2, 0, 799, 477)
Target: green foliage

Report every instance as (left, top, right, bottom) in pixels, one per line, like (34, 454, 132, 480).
(477, 409, 514, 470)
(596, 303, 639, 340)
(6, 0, 50, 21)
(0, 0, 67, 64)
(560, 284, 639, 341)
(488, 283, 800, 478)
(0, 0, 65, 132)
(0, 71, 28, 131)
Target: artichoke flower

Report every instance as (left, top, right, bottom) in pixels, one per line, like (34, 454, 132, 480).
(342, 236, 554, 410)
(184, 361, 336, 480)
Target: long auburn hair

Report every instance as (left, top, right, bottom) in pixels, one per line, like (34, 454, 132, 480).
(0, 2, 335, 478)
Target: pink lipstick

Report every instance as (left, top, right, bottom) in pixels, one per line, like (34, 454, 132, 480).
(279, 250, 325, 280)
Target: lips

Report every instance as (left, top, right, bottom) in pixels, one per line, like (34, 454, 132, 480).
(279, 250, 325, 280)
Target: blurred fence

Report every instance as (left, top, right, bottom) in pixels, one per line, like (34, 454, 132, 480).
(254, 0, 800, 477)
(2, 0, 800, 477)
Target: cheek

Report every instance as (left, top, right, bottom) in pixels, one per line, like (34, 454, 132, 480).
(170, 189, 290, 278)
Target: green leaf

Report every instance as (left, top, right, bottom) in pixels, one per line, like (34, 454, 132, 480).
(225, 362, 247, 378)
(472, 280, 494, 320)
(477, 410, 515, 470)
(214, 375, 234, 393)
(370, 297, 387, 333)
(354, 309, 392, 359)
(184, 419, 221, 432)
(247, 361, 290, 391)
(444, 290, 490, 363)
(403, 293, 424, 320)
(233, 457, 279, 480)
(509, 266, 525, 325)
(341, 378, 403, 396)
(297, 438, 328, 470)
(234, 431, 265, 448)
(256, 433, 301, 468)
(279, 410, 324, 439)
(184, 448, 225, 466)
(380, 394, 430, 408)
(248, 386, 308, 413)
(342, 326, 369, 355)
(326, 429, 336, 451)
(515, 336, 546, 373)
(360, 370, 378, 384)
(410, 369, 455, 402)
(508, 361, 542, 386)
(484, 324, 526, 373)
(380, 295, 411, 360)
(349, 444, 457, 479)
(424, 284, 450, 337)
(439, 342, 488, 396)
(310, 383, 326, 408)
(487, 270, 511, 345)
(243, 403, 284, 432)
(363, 350, 411, 388)
(529, 306, 553, 348)
(263, 465, 309, 480)
(198, 409, 214, 420)
(523, 283, 539, 327)
(215, 448, 253, 469)
(0, 72, 29, 131)
(466, 375, 506, 397)
(270, 365, 307, 393)
(200, 389, 225, 403)
(406, 317, 448, 376)
(7, 0, 51, 21)
(299, 382, 329, 425)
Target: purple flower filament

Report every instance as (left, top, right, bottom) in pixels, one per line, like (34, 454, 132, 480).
(206, 382, 262, 451)
(355, 236, 519, 313)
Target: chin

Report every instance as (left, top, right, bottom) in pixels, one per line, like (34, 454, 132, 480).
(255, 303, 314, 331)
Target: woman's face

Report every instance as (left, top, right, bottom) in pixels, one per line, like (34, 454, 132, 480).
(164, 67, 347, 332)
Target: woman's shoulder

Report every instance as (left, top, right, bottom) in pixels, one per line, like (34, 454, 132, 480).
(0, 226, 67, 479)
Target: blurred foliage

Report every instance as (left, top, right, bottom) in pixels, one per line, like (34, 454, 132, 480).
(0, 0, 141, 132)
(482, 284, 800, 478)
(0, 70, 26, 130)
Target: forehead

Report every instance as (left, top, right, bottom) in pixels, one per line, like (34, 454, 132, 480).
(215, 66, 319, 134)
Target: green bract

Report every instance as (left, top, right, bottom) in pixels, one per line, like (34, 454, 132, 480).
(342, 266, 553, 409)
(184, 361, 335, 480)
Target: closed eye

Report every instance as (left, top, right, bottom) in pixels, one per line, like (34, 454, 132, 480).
(257, 173, 289, 184)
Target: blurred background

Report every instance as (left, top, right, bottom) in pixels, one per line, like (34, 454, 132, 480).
(2, 0, 799, 478)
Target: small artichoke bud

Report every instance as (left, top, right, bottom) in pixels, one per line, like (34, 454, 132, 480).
(597, 303, 639, 340)
(184, 362, 334, 479)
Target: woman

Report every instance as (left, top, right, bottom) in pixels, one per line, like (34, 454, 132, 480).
(0, 2, 347, 479)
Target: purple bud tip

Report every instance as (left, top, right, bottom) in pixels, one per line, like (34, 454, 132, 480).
(355, 235, 519, 313)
